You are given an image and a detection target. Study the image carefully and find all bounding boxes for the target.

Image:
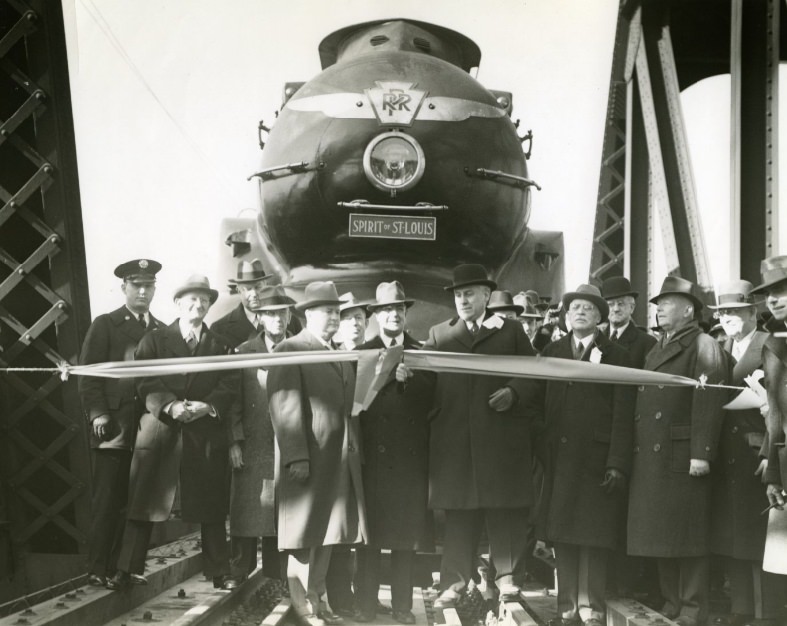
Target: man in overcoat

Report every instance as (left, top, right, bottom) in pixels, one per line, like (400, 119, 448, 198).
(78, 259, 164, 587)
(627, 276, 730, 626)
(708, 280, 786, 625)
(268, 281, 367, 626)
(352, 281, 432, 624)
(227, 286, 294, 586)
(530, 284, 635, 626)
(398, 263, 536, 607)
(601, 276, 657, 369)
(212, 259, 274, 348)
(109, 275, 238, 591)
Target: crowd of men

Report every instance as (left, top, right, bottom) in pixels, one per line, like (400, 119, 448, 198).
(77, 254, 787, 626)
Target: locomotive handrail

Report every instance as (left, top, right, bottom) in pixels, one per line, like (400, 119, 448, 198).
(247, 161, 324, 181)
(337, 200, 449, 212)
(465, 167, 542, 190)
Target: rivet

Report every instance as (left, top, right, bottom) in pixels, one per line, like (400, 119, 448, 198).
(428, 103, 435, 109)
(356, 101, 363, 107)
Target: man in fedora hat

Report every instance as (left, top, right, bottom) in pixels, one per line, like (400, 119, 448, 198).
(488, 290, 524, 320)
(529, 284, 635, 626)
(337, 293, 370, 350)
(626, 276, 730, 626)
(514, 292, 552, 353)
(268, 281, 367, 626)
(109, 274, 238, 591)
(398, 263, 536, 606)
(227, 285, 295, 587)
(78, 259, 165, 588)
(601, 276, 657, 369)
(706, 280, 787, 625)
(346, 281, 432, 624)
(212, 259, 275, 348)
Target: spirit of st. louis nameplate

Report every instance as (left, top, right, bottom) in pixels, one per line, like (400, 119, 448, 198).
(348, 213, 436, 241)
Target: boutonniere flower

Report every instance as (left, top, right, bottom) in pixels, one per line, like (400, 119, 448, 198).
(589, 347, 603, 364)
(482, 316, 504, 330)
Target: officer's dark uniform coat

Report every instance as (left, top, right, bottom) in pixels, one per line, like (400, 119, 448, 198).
(78, 306, 165, 448)
(127, 321, 236, 523)
(534, 331, 636, 549)
(610, 323, 657, 370)
(423, 314, 536, 509)
(358, 333, 432, 550)
(710, 330, 770, 560)
(627, 323, 730, 557)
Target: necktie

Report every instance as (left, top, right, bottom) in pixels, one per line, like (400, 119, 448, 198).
(573, 340, 584, 360)
(186, 331, 198, 354)
(254, 314, 263, 332)
(138, 313, 146, 329)
(390, 336, 398, 347)
(470, 322, 479, 336)
(610, 329, 617, 342)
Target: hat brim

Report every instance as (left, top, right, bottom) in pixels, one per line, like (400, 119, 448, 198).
(339, 300, 375, 314)
(174, 287, 219, 305)
(444, 279, 497, 291)
(561, 292, 609, 323)
(295, 298, 343, 312)
(706, 302, 756, 310)
(603, 290, 638, 301)
(367, 299, 416, 311)
(751, 276, 787, 295)
(229, 275, 274, 285)
(488, 305, 524, 315)
(648, 291, 704, 311)
(519, 311, 543, 319)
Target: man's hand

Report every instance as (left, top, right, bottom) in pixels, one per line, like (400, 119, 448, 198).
(755, 458, 768, 477)
(689, 459, 710, 476)
(92, 415, 111, 440)
(395, 363, 413, 383)
(184, 400, 212, 419)
(288, 460, 310, 482)
(766, 483, 785, 510)
(170, 401, 192, 422)
(759, 402, 769, 418)
(229, 443, 244, 470)
(600, 468, 625, 494)
(488, 386, 514, 412)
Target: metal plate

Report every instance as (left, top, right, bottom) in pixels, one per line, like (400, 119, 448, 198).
(348, 213, 436, 241)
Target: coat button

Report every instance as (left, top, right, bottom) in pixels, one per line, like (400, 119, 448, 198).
(377, 444, 386, 453)
(560, 436, 568, 444)
(653, 444, 661, 452)
(731, 426, 739, 434)
(638, 386, 645, 392)
(705, 446, 711, 451)
(655, 411, 662, 420)
(348, 445, 355, 452)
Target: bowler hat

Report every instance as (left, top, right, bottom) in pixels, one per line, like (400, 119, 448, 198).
(707, 280, 757, 309)
(338, 292, 371, 314)
(752, 255, 787, 294)
(254, 285, 294, 311)
(114, 258, 161, 282)
(229, 259, 273, 285)
(173, 274, 218, 304)
(296, 281, 342, 312)
(444, 264, 497, 291)
(487, 290, 524, 315)
(367, 281, 415, 311)
(649, 276, 704, 310)
(562, 284, 609, 323)
(601, 276, 638, 300)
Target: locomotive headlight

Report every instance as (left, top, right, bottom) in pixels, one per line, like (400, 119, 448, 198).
(363, 131, 425, 194)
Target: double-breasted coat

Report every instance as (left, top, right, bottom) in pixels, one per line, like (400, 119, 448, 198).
(533, 331, 636, 549)
(627, 322, 730, 557)
(229, 334, 277, 538)
(710, 330, 770, 560)
(422, 314, 536, 509)
(127, 321, 236, 523)
(762, 327, 787, 489)
(357, 333, 433, 551)
(609, 322, 657, 370)
(267, 328, 367, 550)
(78, 306, 165, 449)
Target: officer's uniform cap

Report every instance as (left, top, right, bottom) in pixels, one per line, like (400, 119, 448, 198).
(114, 259, 162, 283)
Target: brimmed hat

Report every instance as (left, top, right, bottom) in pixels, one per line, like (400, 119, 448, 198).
(229, 259, 273, 285)
(520, 303, 543, 319)
(487, 290, 523, 315)
(338, 292, 371, 314)
(649, 276, 704, 311)
(254, 285, 295, 311)
(562, 284, 609, 323)
(296, 281, 342, 311)
(173, 274, 218, 304)
(444, 264, 497, 291)
(114, 258, 161, 283)
(707, 280, 757, 310)
(367, 281, 415, 311)
(601, 276, 638, 300)
(752, 255, 787, 294)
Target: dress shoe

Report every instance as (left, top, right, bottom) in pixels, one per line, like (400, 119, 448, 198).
(353, 608, 376, 623)
(221, 576, 242, 590)
(317, 610, 343, 625)
(213, 575, 227, 589)
(129, 573, 148, 585)
(377, 601, 392, 615)
(392, 610, 416, 624)
(583, 619, 604, 626)
(433, 590, 460, 609)
(291, 614, 326, 626)
(105, 571, 131, 591)
(87, 573, 106, 587)
(674, 617, 697, 626)
(333, 608, 356, 620)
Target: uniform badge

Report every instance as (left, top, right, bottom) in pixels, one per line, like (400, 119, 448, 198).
(139, 259, 149, 269)
(366, 81, 427, 126)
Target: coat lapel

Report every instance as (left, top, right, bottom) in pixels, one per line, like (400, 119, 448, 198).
(472, 313, 502, 347)
(645, 324, 700, 371)
(110, 306, 145, 343)
(732, 330, 768, 383)
(163, 320, 191, 359)
(444, 317, 474, 350)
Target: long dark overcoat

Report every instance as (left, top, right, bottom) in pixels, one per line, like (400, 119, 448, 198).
(610, 322, 657, 370)
(423, 314, 536, 509)
(267, 328, 367, 550)
(211, 303, 257, 349)
(763, 330, 787, 488)
(127, 321, 236, 523)
(358, 333, 433, 551)
(710, 330, 770, 560)
(533, 331, 635, 549)
(229, 334, 277, 538)
(78, 306, 165, 449)
(627, 322, 730, 557)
